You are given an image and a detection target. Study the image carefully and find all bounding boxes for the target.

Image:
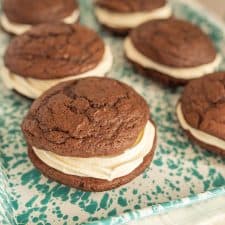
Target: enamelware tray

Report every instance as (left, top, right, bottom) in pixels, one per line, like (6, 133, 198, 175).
(1, 0, 225, 224)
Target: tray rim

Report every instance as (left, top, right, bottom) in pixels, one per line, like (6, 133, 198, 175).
(87, 186, 225, 225)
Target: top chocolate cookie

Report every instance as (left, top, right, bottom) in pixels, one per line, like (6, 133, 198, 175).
(2, 0, 78, 24)
(181, 72, 225, 140)
(131, 18, 217, 67)
(96, 0, 166, 13)
(21, 77, 150, 157)
(4, 23, 105, 79)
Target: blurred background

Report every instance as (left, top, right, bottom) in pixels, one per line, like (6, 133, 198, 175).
(198, 0, 225, 19)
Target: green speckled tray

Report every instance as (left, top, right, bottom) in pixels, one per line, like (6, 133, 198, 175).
(1, 0, 225, 224)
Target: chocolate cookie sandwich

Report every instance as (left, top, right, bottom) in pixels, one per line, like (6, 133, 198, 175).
(1, 0, 80, 35)
(21, 77, 157, 191)
(95, 0, 172, 35)
(124, 18, 221, 85)
(2, 23, 113, 99)
(176, 72, 225, 156)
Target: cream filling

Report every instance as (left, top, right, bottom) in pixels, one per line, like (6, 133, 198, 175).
(95, 4, 172, 29)
(124, 37, 221, 79)
(177, 103, 225, 150)
(33, 121, 155, 181)
(1, 45, 113, 99)
(0, 9, 80, 35)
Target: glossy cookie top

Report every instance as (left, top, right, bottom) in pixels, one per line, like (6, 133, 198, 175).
(130, 18, 217, 67)
(3, 0, 78, 24)
(181, 72, 225, 140)
(22, 77, 150, 157)
(4, 23, 105, 79)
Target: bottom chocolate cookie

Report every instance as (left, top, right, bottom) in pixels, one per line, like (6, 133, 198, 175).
(28, 133, 157, 192)
(101, 24, 130, 36)
(128, 58, 188, 86)
(183, 128, 225, 157)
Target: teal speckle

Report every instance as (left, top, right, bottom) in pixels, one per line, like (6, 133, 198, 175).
(213, 173, 225, 187)
(16, 209, 34, 224)
(86, 201, 98, 214)
(40, 184, 69, 205)
(70, 190, 83, 204)
(107, 209, 117, 217)
(36, 184, 49, 193)
(52, 186, 70, 201)
(40, 193, 51, 205)
(192, 156, 202, 167)
(167, 159, 178, 170)
(165, 179, 177, 191)
(25, 195, 38, 208)
(119, 188, 127, 195)
(184, 176, 191, 182)
(21, 169, 41, 186)
(203, 180, 210, 191)
(100, 193, 110, 209)
(38, 214, 46, 220)
(156, 186, 164, 194)
(81, 192, 91, 201)
(134, 205, 141, 210)
(40, 206, 47, 212)
(80, 200, 98, 214)
(209, 168, 216, 176)
(57, 213, 63, 219)
(37, 222, 44, 225)
(32, 217, 39, 223)
(73, 216, 79, 221)
(153, 157, 163, 166)
(118, 197, 128, 207)
(11, 199, 18, 210)
(191, 168, 204, 180)
(12, 159, 27, 169)
(63, 215, 68, 220)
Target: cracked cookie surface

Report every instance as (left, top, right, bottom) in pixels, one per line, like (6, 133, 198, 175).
(4, 23, 104, 79)
(21, 77, 150, 157)
(3, 0, 78, 24)
(96, 0, 166, 13)
(130, 18, 217, 67)
(181, 72, 225, 140)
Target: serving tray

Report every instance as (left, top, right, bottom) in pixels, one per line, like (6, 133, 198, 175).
(1, 0, 225, 224)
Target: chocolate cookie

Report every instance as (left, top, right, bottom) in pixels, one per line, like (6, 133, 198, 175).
(22, 77, 157, 191)
(95, 0, 172, 35)
(22, 77, 150, 156)
(4, 23, 104, 79)
(2, 23, 112, 99)
(176, 72, 225, 156)
(1, 0, 79, 35)
(124, 18, 221, 86)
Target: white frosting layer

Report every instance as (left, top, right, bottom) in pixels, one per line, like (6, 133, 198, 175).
(95, 4, 172, 29)
(1, 45, 113, 99)
(62, 9, 80, 24)
(33, 121, 155, 181)
(124, 38, 221, 79)
(0, 9, 79, 35)
(177, 103, 225, 150)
